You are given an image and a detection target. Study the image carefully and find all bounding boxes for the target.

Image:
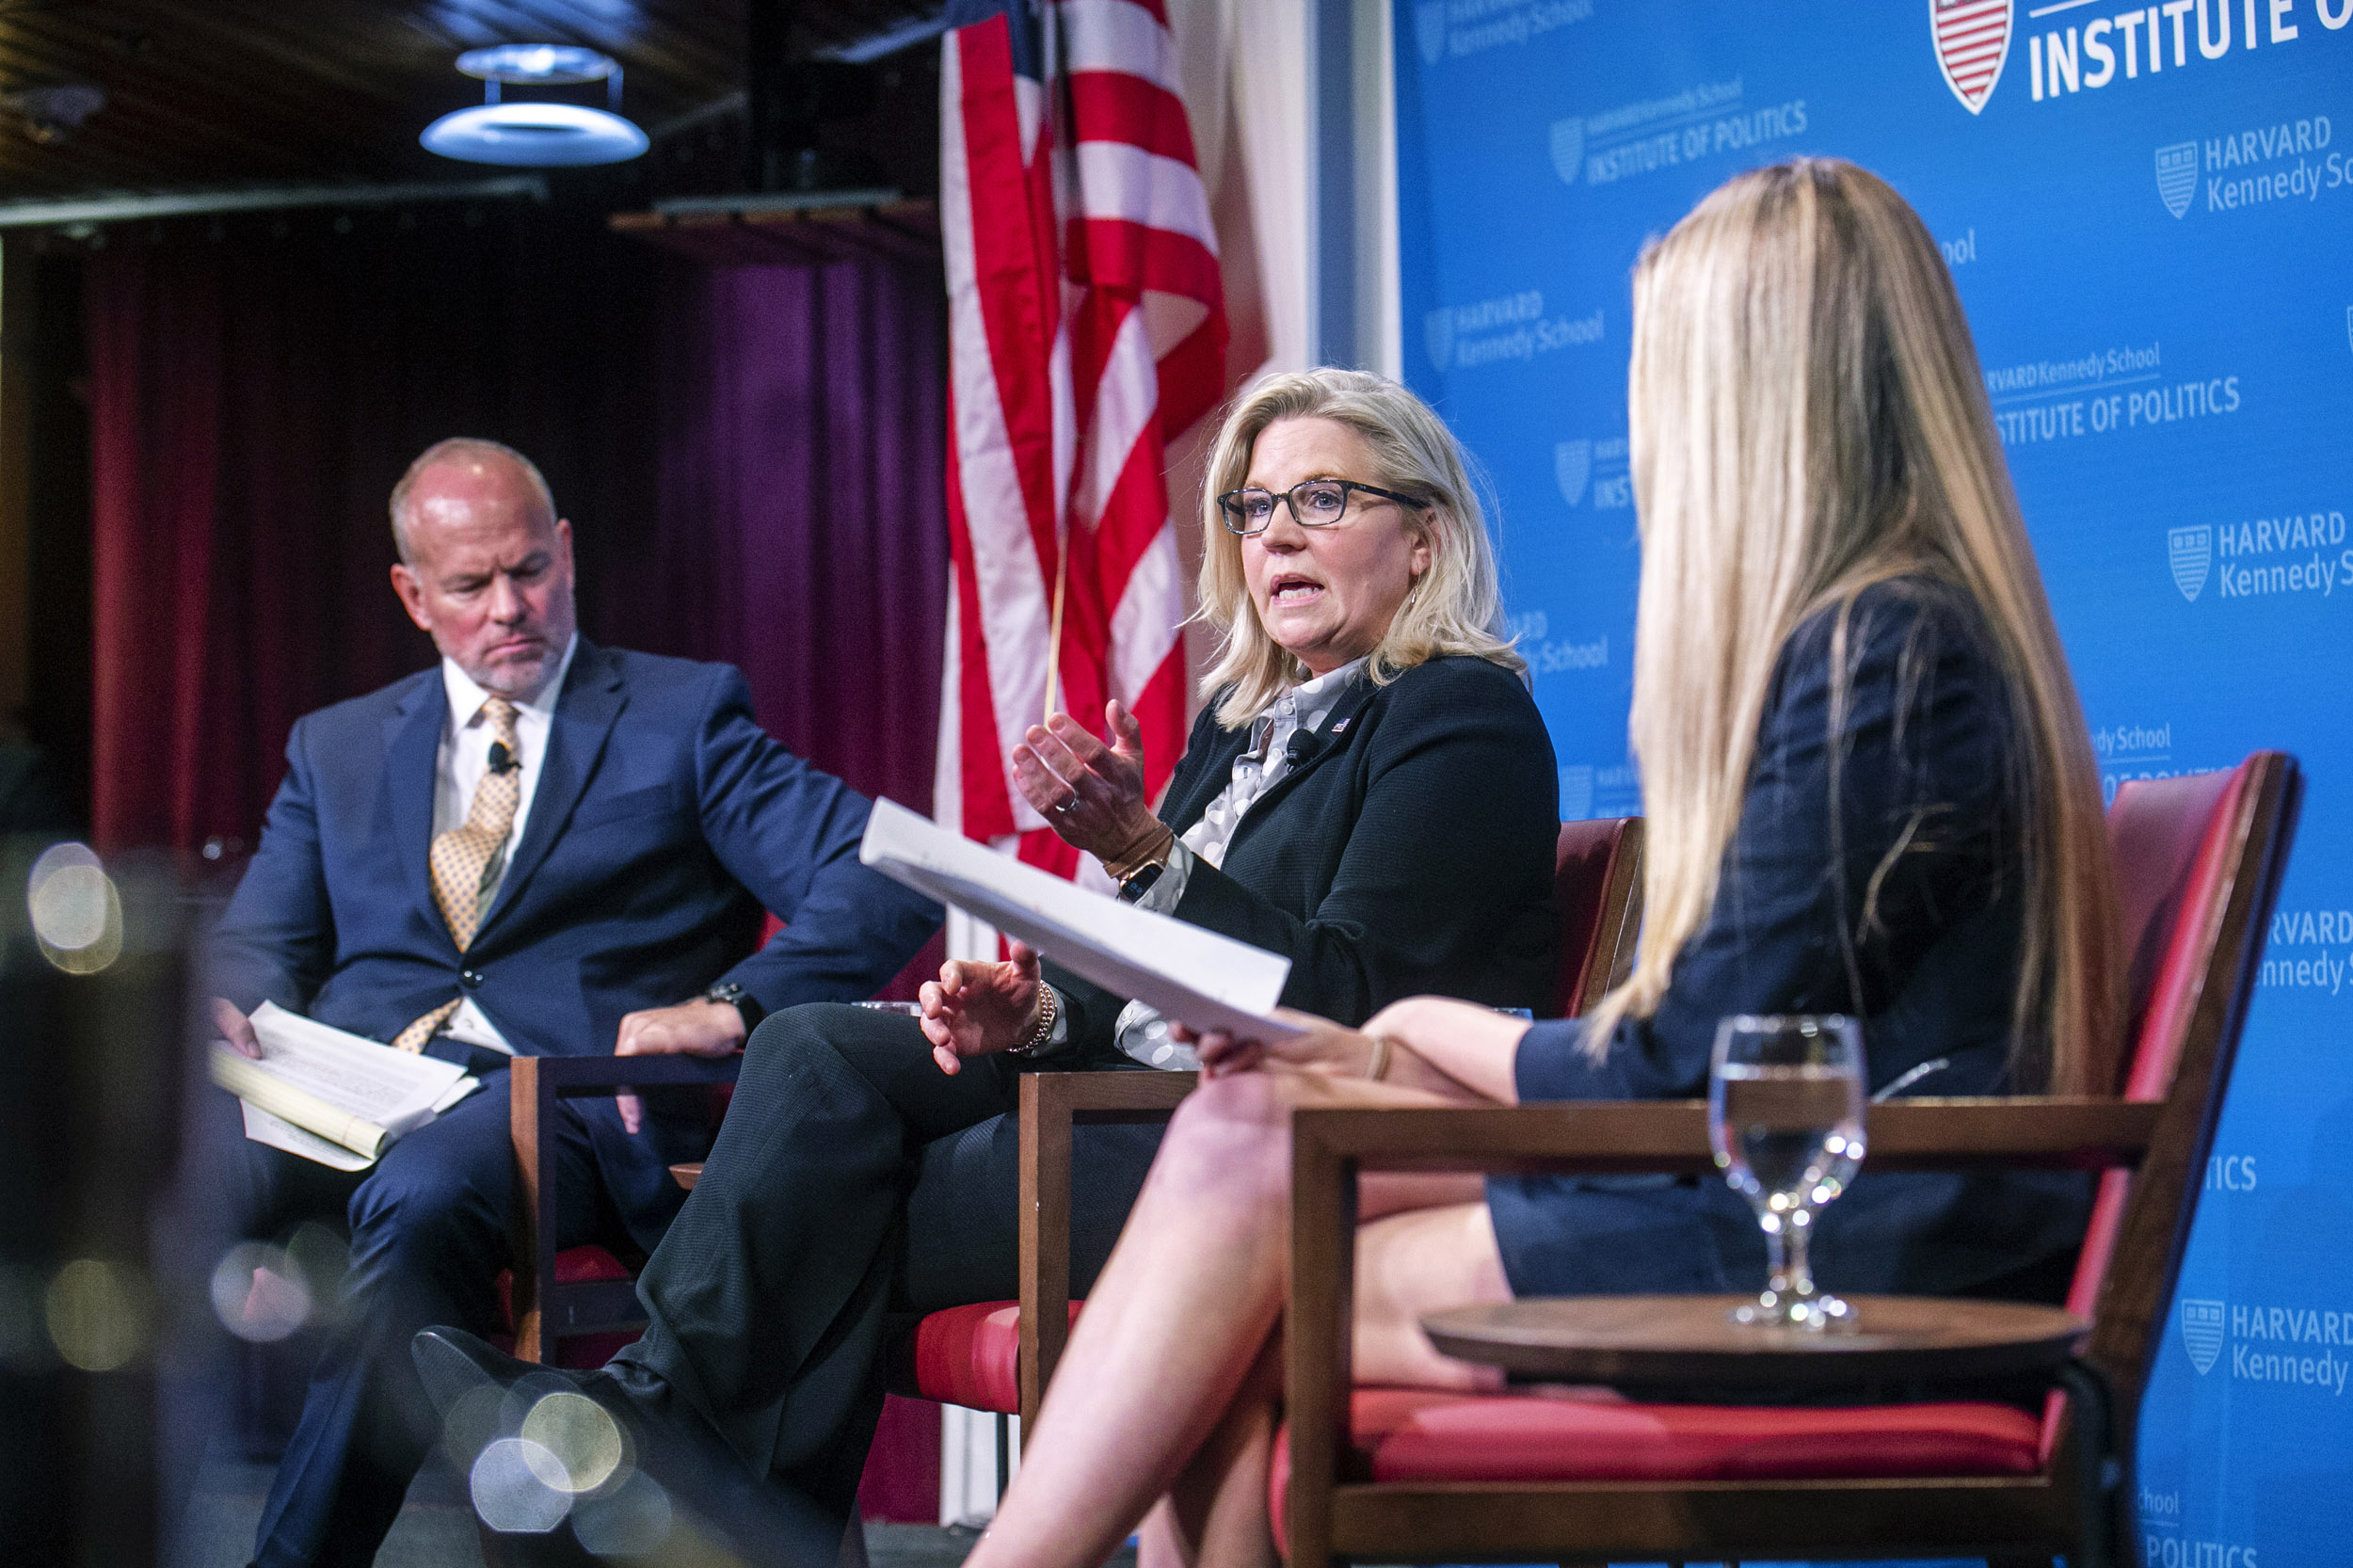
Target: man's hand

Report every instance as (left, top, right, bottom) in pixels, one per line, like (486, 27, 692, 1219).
(616, 999, 747, 1059)
(613, 999, 747, 1134)
(918, 942, 1044, 1076)
(212, 998, 262, 1060)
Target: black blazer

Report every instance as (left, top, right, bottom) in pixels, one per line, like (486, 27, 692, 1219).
(1491, 578, 2090, 1301)
(1048, 654, 1561, 1052)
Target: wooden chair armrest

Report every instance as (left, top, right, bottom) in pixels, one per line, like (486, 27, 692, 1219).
(1279, 1095, 2160, 1563)
(507, 1051, 744, 1098)
(507, 1052, 744, 1360)
(1289, 1097, 2157, 1174)
(1016, 1069, 1200, 1432)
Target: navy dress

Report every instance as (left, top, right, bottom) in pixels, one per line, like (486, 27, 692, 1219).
(1489, 577, 2091, 1302)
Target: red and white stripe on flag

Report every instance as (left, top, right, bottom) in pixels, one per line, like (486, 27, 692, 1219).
(936, 0, 1228, 881)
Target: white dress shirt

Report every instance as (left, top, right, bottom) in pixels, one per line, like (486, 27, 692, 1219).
(429, 634, 579, 1052)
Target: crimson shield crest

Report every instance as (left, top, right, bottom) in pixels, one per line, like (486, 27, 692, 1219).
(1932, 0, 2012, 115)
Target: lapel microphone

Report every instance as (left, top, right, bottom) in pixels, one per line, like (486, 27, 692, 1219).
(487, 741, 519, 776)
(1283, 727, 1324, 769)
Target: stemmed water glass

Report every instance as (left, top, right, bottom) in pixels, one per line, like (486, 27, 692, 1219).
(1708, 1014, 1866, 1329)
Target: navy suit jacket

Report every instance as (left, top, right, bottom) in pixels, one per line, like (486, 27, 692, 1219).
(1491, 578, 2091, 1303)
(209, 639, 941, 1061)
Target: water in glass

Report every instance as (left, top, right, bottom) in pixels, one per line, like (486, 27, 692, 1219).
(1709, 1015, 1866, 1329)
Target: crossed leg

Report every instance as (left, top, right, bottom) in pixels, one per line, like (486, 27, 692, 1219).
(963, 1068, 1513, 1568)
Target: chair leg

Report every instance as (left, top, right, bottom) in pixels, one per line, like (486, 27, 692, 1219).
(2057, 1357, 2126, 1568)
(995, 1410, 1011, 1500)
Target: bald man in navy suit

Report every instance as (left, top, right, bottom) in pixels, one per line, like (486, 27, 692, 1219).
(206, 439, 938, 1568)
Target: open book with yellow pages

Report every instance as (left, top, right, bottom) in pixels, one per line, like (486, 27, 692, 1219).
(209, 1001, 481, 1171)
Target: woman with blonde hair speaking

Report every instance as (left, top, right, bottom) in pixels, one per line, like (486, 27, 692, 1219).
(959, 157, 2122, 1568)
(415, 366, 1561, 1565)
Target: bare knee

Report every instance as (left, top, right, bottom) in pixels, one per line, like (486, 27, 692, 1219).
(1176, 1070, 1298, 1137)
(1155, 1073, 1297, 1197)
(1168, 1073, 1295, 1160)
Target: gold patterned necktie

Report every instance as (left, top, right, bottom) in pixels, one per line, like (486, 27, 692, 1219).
(393, 696, 521, 1052)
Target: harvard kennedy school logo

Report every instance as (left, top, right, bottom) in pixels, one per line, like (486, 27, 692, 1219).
(2169, 525, 2212, 602)
(1554, 440, 1592, 507)
(1550, 118, 1584, 185)
(2182, 1298, 2226, 1374)
(1932, 0, 2012, 115)
(2155, 142, 2200, 218)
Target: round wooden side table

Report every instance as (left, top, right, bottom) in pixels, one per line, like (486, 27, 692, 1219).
(1422, 1294, 2089, 1390)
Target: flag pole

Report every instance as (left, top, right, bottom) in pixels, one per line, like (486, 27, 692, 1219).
(1042, 544, 1068, 727)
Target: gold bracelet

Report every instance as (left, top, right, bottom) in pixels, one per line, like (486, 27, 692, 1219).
(1364, 1032, 1393, 1083)
(1008, 982, 1060, 1059)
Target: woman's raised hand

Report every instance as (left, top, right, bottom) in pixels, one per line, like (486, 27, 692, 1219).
(1012, 700, 1160, 861)
(919, 940, 1046, 1075)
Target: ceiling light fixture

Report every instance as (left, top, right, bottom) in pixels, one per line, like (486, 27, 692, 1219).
(422, 45, 648, 168)
(456, 45, 616, 85)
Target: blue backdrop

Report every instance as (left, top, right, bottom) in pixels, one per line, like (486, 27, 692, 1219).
(1393, 3, 2353, 1563)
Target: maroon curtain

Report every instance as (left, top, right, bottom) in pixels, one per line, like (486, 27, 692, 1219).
(84, 205, 946, 852)
(624, 259, 947, 811)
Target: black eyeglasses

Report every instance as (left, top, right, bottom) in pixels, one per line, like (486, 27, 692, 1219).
(1216, 478, 1424, 537)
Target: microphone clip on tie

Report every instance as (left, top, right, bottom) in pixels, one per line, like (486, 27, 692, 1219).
(487, 741, 520, 776)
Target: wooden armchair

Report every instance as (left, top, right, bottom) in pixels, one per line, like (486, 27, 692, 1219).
(502, 1050, 742, 1363)
(968, 817, 1649, 1429)
(1272, 751, 2298, 1567)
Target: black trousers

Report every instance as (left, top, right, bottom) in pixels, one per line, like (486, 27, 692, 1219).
(613, 1002, 1167, 1520)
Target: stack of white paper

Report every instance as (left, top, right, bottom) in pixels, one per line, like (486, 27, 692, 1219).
(857, 798, 1303, 1041)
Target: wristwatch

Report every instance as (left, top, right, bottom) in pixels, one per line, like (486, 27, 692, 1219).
(1116, 860, 1166, 903)
(700, 981, 765, 1035)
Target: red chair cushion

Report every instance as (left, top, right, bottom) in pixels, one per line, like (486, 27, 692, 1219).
(488, 1247, 643, 1368)
(1269, 1388, 2041, 1557)
(911, 1300, 1086, 1414)
(493, 1244, 636, 1325)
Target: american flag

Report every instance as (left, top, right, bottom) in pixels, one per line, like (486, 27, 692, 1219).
(935, 0, 1228, 878)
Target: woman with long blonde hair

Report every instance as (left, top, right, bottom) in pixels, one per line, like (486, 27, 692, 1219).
(958, 157, 2121, 1568)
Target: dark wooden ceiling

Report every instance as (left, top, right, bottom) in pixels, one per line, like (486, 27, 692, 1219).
(0, 0, 942, 201)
